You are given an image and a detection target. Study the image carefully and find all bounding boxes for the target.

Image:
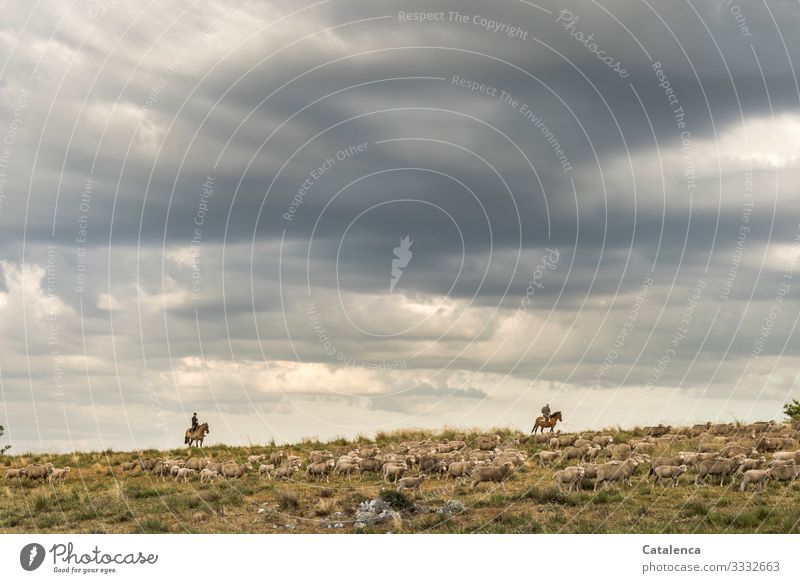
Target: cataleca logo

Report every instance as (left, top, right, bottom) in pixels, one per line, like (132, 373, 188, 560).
(20, 543, 46, 571)
(390, 235, 413, 293)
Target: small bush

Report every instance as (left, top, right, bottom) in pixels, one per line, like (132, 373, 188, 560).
(276, 489, 299, 511)
(313, 498, 338, 517)
(379, 489, 414, 511)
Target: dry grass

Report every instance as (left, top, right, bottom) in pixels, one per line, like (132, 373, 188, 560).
(1, 425, 799, 533)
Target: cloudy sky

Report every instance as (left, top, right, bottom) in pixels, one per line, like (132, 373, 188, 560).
(1, 0, 799, 451)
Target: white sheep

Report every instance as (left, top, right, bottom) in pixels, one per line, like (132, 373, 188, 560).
(258, 464, 275, 480)
(247, 454, 266, 466)
(175, 468, 196, 483)
(648, 464, 687, 487)
(200, 468, 219, 483)
(48, 467, 71, 483)
(396, 474, 426, 492)
(740, 469, 770, 491)
(554, 466, 585, 492)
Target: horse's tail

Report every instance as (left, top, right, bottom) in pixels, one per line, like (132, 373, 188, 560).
(184, 431, 190, 445)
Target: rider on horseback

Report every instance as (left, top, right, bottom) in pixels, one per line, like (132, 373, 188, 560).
(191, 412, 199, 431)
(541, 403, 551, 422)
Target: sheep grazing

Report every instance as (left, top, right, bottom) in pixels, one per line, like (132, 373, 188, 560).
(396, 475, 426, 492)
(470, 462, 514, 490)
(560, 444, 593, 463)
(358, 445, 381, 458)
(678, 452, 714, 467)
(737, 457, 766, 472)
(719, 445, 757, 458)
(695, 455, 746, 486)
(554, 466, 585, 492)
(309, 450, 334, 463)
(771, 450, 800, 464)
(257, 464, 275, 480)
(446, 460, 476, 480)
(120, 461, 138, 472)
(24, 463, 55, 481)
(767, 459, 796, 469)
(247, 454, 266, 466)
(48, 467, 71, 483)
(648, 465, 687, 487)
(769, 464, 800, 483)
(274, 463, 299, 480)
(650, 455, 684, 469)
(306, 459, 336, 482)
(151, 462, 170, 481)
(581, 463, 598, 480)
(333, 461, 360, 479)
(534, 451, 560, 467)
(594, 459, 640, 490)
(475, 434, 501, 451)
(607, 443, 633, 461)
(175, 468, 196, 483)
(184, 457, 209, 471)
(418, 455, 448, 477)
(268, 450, 285, 465)
(139, 458, 161, 472)
(572, 438, 592, 448)
(382, 463, 407, 483)
(220, 463, 248, 479)
(358, 457, 383, 476)
(6, 468, 26, 479)
(644, 424, 672, 437)
(740, 469, 771, 491)
(592, 435, 614, 447)
(756, 437, 793, 452)
(200, 468, 219, 483)
(583, 445, 602, 461)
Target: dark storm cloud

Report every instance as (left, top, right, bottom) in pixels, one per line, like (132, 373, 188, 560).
(1, 0, 800, 450)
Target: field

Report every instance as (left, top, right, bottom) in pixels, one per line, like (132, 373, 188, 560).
(1, 425, 799, 534)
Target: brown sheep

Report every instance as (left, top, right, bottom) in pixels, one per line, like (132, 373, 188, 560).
(306, 460, 335, 482)
(470, 462, 514, 490)
(24, 463, 54, 481)
(695, 455, 746, 486)
(554, 466, 585, 492)
(396, 474, 426, 492)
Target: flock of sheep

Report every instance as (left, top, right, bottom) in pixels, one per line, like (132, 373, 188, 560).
(541, 421, 800, 493)
(105, 433, 529, 493)
(5, 463, 70, 483)
(5, 420, 800, 501)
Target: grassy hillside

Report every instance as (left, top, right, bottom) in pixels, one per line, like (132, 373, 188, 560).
(1, 425, 799, 534)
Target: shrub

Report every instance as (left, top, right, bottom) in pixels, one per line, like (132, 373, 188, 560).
(276, 489, 299, 511)
(783, 399, 800, 422)
(379, 489, 414, 511)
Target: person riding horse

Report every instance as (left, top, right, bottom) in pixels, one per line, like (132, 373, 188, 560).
(191, 412, 199, 431)
(541, 404, 551, 422)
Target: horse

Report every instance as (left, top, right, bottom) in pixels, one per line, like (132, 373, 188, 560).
(531, 411, 562, 434)
(185, 422, 210, 447)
